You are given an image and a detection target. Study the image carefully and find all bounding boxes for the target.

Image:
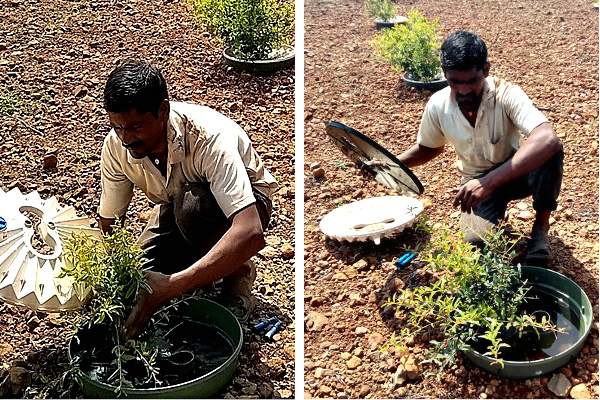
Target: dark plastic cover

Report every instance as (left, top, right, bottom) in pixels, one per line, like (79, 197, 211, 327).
(325, 121, 424, 196)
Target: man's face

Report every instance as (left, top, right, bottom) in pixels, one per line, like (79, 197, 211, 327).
(108, 101, 169, 159)
(444, 62, 490, 113)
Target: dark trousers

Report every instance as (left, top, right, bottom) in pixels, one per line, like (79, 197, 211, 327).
(460, 149, 563, 241)
(137, 180, 272, 275)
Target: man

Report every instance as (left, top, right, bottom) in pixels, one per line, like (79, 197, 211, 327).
(370, 30, 563, 265)
(98, 60, 278, 338)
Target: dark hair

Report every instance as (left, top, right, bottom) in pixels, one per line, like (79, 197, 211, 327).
(103, 60, 169, 116)
(440, 30, 488, 71)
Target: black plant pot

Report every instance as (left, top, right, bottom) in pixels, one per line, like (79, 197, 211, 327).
(403, 74, 448, 92)
(222, 45, 294, 74)
(374, 16, 407, 30)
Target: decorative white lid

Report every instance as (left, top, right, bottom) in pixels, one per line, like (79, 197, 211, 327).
(319, 196, 424, 245)
(0, 187, 100, 312)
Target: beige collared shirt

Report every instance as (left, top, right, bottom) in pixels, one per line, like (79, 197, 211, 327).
(417, 76, 549, 180)
(99, 101, 278, 219)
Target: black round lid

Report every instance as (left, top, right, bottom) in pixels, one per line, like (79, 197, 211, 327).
(325, 121, 424, 196)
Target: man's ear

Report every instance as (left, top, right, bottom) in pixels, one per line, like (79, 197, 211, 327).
(158, 99, 170, 122)
(483, 61, 491, 78)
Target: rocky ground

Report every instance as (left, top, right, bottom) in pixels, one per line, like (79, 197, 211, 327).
(304, 0, 598, 398)
(0, 0, 295, 398)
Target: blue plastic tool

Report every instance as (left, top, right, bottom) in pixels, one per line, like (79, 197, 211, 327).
(395, 251, 417, 268)
(0, 216, 6, 231)
(394, 251, 412, 267)
(265, 320, 282, 339)
(253, 316, 279, 332)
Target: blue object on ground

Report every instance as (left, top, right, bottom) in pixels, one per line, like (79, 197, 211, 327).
(253, 316, 279, 332)
(394, 252, 412, 267)
(265, 320, 282, 339)
(0, 216, 5, 231)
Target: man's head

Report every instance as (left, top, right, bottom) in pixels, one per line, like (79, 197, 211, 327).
(440, 31, 490, 113)
(103, 60, 170, 159)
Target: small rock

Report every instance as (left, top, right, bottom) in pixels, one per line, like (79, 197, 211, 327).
(421, 197, 432, 209)
(332, 272, 348, 281)
(43, 154, 58, 169)
(312, 168, 325, 178)
(340, 352, 352, 360)
(310, 297, 324, 307)
(0, 344, 13, 358)
(355, 327, 368, 336)
(367, 332, 384, 350)
(345, 266, 358, 279)
(352, 258, 369, 271)
(547, 373, 571, 397)
(560, 367, 572, 378)
(405, 357, 420, 379)
(346, 356, 362, 369)
(358, 384, 370, 398)
(570, 383, 591, 399)
(305, 311, 329, 331)
(280, 242, 294, 259)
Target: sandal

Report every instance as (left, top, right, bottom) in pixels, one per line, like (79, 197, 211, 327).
(219, 260, 257, 322)
(525, 232, 551, 267)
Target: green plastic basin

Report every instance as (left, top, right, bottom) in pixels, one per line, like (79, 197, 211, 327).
(69, 298, 242, 398)
(464, 266, 593, 379)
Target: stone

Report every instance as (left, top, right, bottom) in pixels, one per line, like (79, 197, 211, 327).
(310, 297, 324, 307)
(346, 356, 362, 369)
(547, 373, 571, 397)
(345, 266, 358, 279)
(305, 312, 329, 331)
(313, 168, 326, 178)
(385, 277, 405, 292)
(0, 344, 13, 358)
(358, 384, 370, 398)
(281, 242, 294, 259)
(367, 332, 384, 350)
(352, 258, 369, 271)
(570, 383, 591, 399)
(355, 327, 368, 336)
(405, 357, 420, 379)
(42, 154, 58, 169)
(332, 272, 348, 281)
(340, 352, 352, 360)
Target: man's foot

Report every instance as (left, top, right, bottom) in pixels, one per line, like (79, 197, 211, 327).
(219, 260, 257, 322)
(525, 228, 551, 267)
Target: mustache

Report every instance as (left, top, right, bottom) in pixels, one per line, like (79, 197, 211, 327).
(456, 93, 477, 101)
(122, 141, 144, 149)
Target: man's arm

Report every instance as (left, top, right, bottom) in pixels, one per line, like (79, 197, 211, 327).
(454, 122, 562, 213)
(398, 143, 445, 168)
(123, 203, 265, 338)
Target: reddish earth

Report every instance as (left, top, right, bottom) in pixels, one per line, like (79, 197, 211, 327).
(0, 0, 294, 397)
(304, 0, 598, 398)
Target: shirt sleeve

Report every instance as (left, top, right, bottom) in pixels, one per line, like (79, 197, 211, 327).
(417, 98, 448, 148)
(98, 135, 134, 219)
(502, 84, 548, 137)
(194, 126, 256, 218)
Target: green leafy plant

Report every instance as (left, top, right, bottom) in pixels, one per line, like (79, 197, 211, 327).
(364, 0, 395, 22)
(383, 226, 561, 378)
(334, 160, 347, 170)
(0, 87, 27, 116)
(373, 9, 442, 82)
(61, 227, 193, 395)
(190, 0, 294, 60)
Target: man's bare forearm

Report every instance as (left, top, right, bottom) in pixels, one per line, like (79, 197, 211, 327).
(484, 122, 562, 191)
(398, 144, 445, 168)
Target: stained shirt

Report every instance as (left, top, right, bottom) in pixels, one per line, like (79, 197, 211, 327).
(99, 102, 278, 219)
(417, 76, 549, 180)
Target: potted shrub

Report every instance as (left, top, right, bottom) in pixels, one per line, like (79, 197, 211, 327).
(364, 0, 407, 30)
(190, 0, 295, 73)
(383, 226, 570, 379)
(373, 9, 447, 91)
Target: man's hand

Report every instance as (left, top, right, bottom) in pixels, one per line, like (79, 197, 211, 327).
(123, 270, 173, 339)
(356, 158, 388, 180)
(453, 176, 495, 213)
